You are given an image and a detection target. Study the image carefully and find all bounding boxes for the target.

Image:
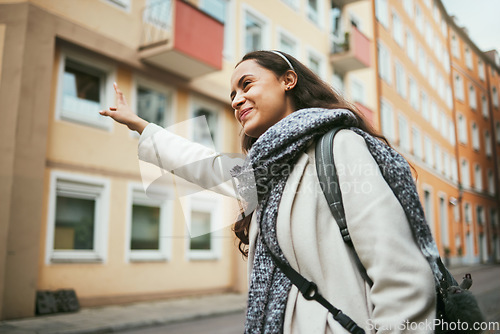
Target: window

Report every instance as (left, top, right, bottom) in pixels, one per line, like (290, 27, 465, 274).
(429, 61, 436, 89)
(412, 126, 423, 159)
(191, 98, 220, 149)
(434, 144, 442, 173)
(307, 0, 322, 25)
(425, 20, 433, 47)
(395, 61, 406, 98)
(437, 74, 445, 101)
(187, 194, 222, 260)
(424, 135, 433, 167)
(398, 114, 410, 152)
(392, 10, 403, 47)
(443, 51, 450, 73)
(464, 203, 471, 224)
(469, 85, 477, 109)
(278, 29, 298, 58)
(465, 47, 473, 69)
(378, 41, 392, 84)
(307, 48, 325, 78)
(351, 78, 365, 104)
(418, 45, 426, 76)
(134, 78, 171, 129)
(488, 169, 495, 195)
(477, 206, 485, 226)
(441, 19, 447, 38)
(457, 113, 467, 144)
(127, 185, 172, 262)
(443, 151, 450, 178)
(409, 77, 419, 110)
(201, 0, 233, 59)
(403, 0, 414, 18)
(481, 95, 488, 119)
(381, 99, 395, 142)
(439, 196, 448, 248)
(46, 172, 109, 263)
(461, 159, 470, 188)
(375, 0, 389, 28)
(485, 130, 492, 157)
(478, 60, 485, 81)
(57, 51, 114, 130)
(431, 101, 438, 129)
(471, 122, 480, 151)
(474, 165, 483, 191)
(406, 30, 416, 63)
(493, 87, 499, 107)
(451, 35, 460, 59)
(421, 90, 430, 120)
(439, 111, 447, 138)
(415, 4, 423, 33)
(243, 7, 269, 54)
(454, 74, 464, 101)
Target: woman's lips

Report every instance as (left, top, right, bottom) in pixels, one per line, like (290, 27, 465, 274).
(240, 107, 253, 121)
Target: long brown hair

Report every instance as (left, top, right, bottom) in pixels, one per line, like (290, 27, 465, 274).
(233, 50, 389, 257)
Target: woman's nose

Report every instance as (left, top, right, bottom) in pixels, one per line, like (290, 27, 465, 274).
(231, 92, 245, 110)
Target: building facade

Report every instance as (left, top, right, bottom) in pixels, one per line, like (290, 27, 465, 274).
(0, 0, 498, 320)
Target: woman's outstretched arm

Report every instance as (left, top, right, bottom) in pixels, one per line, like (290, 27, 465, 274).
(99, 82, 149, 134)
(100, 83, 246, 201)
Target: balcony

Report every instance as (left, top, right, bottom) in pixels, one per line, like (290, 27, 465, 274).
(330, 27, 371, 74)
(139, 0, 224, 79)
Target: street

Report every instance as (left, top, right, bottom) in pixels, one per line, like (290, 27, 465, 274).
(120, 265, 500, 334)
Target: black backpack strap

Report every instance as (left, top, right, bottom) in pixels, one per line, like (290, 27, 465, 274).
(315, 127, 374, 287)
(264, 243, 365, 334)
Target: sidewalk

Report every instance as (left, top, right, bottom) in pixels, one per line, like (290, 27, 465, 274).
(0, 293, 247, 334)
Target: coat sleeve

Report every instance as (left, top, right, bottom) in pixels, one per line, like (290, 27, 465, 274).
(333, 130, 436, 333)
(138, 123, 244, 199)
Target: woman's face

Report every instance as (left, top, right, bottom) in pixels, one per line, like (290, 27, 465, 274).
(230, 59, 295, 138)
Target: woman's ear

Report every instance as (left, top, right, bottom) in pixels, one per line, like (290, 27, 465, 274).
(283, 70, 298, 90)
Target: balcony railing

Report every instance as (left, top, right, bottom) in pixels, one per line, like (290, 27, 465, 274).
(139, 0, 224, 79)
(330, 27, 371, 73)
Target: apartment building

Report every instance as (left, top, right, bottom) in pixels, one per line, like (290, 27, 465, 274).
(0, 0, 498, 321)
(374, 0, 500, 266)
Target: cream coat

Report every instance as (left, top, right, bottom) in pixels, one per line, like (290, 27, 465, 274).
(138, 123, 436, 333)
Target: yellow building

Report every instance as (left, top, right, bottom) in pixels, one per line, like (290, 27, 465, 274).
(0, 0, 498, 320)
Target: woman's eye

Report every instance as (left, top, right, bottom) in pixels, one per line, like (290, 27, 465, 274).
(243, 80, 251, 89)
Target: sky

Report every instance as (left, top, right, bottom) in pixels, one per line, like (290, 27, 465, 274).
(441, 0, 500, 54)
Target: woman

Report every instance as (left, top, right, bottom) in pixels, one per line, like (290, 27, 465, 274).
(100, 51, 438, 333)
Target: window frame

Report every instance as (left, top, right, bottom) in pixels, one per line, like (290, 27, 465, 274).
(240, 4, 271, 57)
(125, 183, 173, 262)
(130, 75, 175, 137)
(185, 192, 223, 261)
(189, 95, 223, 151)
(45, 171, 110, 264)
(55, 49, 116, 131)
(276, 26, 300, 59)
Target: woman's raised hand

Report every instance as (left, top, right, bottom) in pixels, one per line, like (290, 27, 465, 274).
(100, 82, 149, 134)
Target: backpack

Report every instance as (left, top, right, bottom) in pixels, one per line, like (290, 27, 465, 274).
(267, 126, 485, 334)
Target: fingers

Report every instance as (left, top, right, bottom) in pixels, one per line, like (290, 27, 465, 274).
(113, 82, 128, 105)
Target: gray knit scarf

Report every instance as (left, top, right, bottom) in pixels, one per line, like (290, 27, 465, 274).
(231, 108, 442, 334)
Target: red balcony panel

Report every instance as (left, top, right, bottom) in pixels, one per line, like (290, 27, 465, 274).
(139, 0, 224, 79)
(331, 27, 371, 73)
(354, 102, 374, 127)
(174, 0, 223, 71)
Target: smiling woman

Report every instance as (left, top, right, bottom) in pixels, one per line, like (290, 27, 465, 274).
(100, 50, 439, 334)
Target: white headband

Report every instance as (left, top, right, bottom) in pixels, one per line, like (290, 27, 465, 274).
(269, 50, 295, 72)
